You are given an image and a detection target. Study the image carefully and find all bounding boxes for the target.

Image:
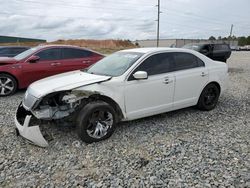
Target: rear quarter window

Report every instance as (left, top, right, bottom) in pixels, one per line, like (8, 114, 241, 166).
(214, 44, 230, 51)
(62, 48, 93, 59)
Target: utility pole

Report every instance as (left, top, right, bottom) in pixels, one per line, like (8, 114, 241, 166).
(156, 0, 161, 47)
(229, 24, 234, 37)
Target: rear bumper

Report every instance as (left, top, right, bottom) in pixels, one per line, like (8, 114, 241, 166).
(15, 103, 49, 147)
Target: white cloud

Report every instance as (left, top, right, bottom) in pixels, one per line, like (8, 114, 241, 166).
(0, 0, 249, 41)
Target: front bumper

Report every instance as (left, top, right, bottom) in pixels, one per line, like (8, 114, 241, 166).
(15, 103, 49, 147)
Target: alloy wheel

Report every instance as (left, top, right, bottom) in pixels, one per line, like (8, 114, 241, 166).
(0, 76, 15, 96)
(204, 88, 217, 105)
(86, 110, 114, 139)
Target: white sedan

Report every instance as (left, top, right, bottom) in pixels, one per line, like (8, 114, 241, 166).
(15, 48, 228, 147)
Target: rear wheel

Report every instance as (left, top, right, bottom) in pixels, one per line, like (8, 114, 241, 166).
(197, 83, 220, 111)
(0, 73, 17, 96)
(77, 101, 117, 143)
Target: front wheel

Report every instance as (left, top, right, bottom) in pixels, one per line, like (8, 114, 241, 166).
(0, 73, 17, 96)
(197, 83, 220, 111)
(77, 101, 117, 143)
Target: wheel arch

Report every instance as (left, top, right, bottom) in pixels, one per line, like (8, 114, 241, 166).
(88, 94, 124, 121)
(0, 71, 19, 88)
(206, 81, 221, 94)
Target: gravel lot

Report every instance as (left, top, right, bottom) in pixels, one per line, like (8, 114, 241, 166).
(0, 52, 249, 187)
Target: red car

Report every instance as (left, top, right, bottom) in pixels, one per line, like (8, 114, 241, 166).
(0, 45, 104, 96)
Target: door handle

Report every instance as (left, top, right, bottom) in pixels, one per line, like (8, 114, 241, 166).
(163, 77, 173, 84)
(51, 62, 61, 66)
(82, 60, 92, 64)
(201, 72, 207, 77)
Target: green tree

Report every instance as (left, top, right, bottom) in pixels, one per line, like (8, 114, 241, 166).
(238, 36, 247, 46)
(209, 36, 216, 40)
(247, 36, 250, 45)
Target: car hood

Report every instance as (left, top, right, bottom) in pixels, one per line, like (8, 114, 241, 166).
(0, 57, 18, 65)
(28, 70, 111, 98)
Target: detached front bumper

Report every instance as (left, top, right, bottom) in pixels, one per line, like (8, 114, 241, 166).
(15, 103, 49, 147)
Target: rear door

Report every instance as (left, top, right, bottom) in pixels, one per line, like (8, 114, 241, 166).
(61, 48, 102, 71)
(172, 52, 208, 110)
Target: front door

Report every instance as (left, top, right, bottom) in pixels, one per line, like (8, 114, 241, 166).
(124, 52, 175, 120)
(21, 48, 62, 87)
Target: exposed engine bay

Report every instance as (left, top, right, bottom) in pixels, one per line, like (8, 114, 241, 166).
(32, 92, 79, 120)
(31, 90, 98, 121)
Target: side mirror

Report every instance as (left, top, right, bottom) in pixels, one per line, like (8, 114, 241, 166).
(133, 71, 148, 80)
(28, 55, 40, 63)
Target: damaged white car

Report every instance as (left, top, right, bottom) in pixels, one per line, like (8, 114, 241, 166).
(15, 48, 228, 147)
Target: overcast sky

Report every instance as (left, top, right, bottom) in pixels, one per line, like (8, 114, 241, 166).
(0, 0, 249, 41)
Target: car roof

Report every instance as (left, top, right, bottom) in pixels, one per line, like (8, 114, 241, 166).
(0, 46, 30, 48)
(31, 45, 104, 56)
(121, 47, 196, 54)
(185, 43, 229, 46)
(37, 44, 85, 48)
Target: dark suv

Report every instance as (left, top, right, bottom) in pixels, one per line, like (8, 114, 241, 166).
(0, 46, 30, 57)
(182, 43, 231, 62)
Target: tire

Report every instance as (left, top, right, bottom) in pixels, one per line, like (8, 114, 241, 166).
(76, 101, 117, 143)
(0, 73, 17, 96)
(197, 83, 220, 111)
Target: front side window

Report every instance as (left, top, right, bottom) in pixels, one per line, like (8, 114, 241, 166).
(62, 48, 92, 59)
(173, 52, 204, 71)
(36, 48, 61, 61)
(131, 53, 174, 78)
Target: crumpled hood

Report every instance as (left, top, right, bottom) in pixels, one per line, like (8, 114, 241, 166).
(28, 70, 111, 98)
(0, 57, 18, 65)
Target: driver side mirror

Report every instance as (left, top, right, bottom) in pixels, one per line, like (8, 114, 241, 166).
(133, 71, 148, 80)
(28, 55, 40, 63)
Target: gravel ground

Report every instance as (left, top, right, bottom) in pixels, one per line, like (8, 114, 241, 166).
(0, 52, 249, 187)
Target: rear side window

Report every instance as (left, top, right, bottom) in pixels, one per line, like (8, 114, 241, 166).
(129, 53, 174, 79)
(36, 48, 62, 61)
(62, 48, 92, 59)
(173, 52, 204, 71)
(214, 44, 229, 51)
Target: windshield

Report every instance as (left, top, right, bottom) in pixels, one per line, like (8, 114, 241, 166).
(182, 44, 202, 51)
(14, 47, 41, 60)
(86, 52, 144, 76)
